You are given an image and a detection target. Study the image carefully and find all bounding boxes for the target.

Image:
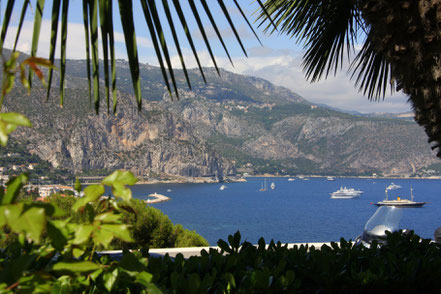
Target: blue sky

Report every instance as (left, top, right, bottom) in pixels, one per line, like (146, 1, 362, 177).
(2, 0, 411, 114)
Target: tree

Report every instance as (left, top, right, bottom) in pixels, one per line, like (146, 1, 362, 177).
(257, 0, 441, 157)
(1, 0, 440, 158)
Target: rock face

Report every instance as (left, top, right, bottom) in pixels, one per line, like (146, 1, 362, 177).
(2, 53, 440, 177)
(5, 85, 234, 178)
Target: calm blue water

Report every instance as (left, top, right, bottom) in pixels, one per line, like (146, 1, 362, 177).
(128, 177, 441, 245)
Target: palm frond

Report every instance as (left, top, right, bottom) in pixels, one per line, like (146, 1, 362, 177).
(257, 0, 361, 82)
(46, 0, 61, 101)
(0, 0, 256, 113)
(350, 38, 394, 101)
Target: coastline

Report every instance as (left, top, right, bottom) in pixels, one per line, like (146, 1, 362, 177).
(78, 174, 441, 186)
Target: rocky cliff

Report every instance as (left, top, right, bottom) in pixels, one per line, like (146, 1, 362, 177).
(4, 81, 235, 178)
(2, 53, 440, 177)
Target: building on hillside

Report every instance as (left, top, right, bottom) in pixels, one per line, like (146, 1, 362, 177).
(28, 163, 37, 170)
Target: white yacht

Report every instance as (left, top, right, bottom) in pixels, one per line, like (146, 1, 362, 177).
(287, 178, 295, 181)
(330, 186, 363, 199)
(374, 187, 427, 207)
(387, 182, 401, 190)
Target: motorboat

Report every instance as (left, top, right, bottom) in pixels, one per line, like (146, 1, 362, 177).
(219, 185, 227, 191)
(287, 178, 295, 181)
(327, 176, 335, 181)
(330, 186, 363, 199)
(270, 182, 275, 190)
(387, 182, 401, 190)
(374, 187, 427, 207)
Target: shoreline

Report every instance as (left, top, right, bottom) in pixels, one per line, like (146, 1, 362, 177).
(79, 174, 441, 186)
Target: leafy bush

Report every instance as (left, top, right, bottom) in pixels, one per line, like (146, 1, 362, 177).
(147, 231, 441, 293)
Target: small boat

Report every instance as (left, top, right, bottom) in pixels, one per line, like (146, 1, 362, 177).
(287, 178, 295, 181)
(219, 185, 227, 191)
(259, 179, 267, 192)
(331, 186, 363, 199)
(167, 189, 172, 192)
(327, 176, 335, 181)
(270, 182, 275, 190)
(374, 187, 427, 207)
(387, 182, 401, 190)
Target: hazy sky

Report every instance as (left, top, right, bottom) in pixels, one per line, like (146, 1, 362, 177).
(3, 0, 411, 114)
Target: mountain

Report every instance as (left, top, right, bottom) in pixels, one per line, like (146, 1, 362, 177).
(3, 51, 440, 178)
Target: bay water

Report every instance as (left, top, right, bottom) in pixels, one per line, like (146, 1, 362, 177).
(129, 177, 441, 245)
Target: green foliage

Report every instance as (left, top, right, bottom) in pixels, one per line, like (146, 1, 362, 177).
(0, 170, 160, 292)
(146, 231, 441, 293)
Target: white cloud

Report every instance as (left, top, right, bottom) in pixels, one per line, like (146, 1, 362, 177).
(3, 19, 412, 114)
(4, 20, 152, 60)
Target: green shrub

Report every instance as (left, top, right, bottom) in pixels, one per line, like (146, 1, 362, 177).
(1, 172, 441, 293)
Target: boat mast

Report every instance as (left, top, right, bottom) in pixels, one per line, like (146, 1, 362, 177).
(385, 187, 388, 201)
(411, 186, 414, 202)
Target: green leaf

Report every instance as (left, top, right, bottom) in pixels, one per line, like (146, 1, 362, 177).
(120, 250, 146, 274)
(103, 269, 118, 292)
(72, 224, 94, 245)
(92, 227, 114, 247)
(94, 212, 121, 223)
(102, 170, 138, 186)
(1, 173, 28, 204)
(47, 220, 68, 251)
(16, 207, 46, 243)
(0, 112, 32, 126)
(52, 261, 101, 272)
(74, 177, 82, 193)
(135, 271, 153, 286)
(73, 248, 85, 259)
(72, 184, 104, 211)
(0, 113, 32, 146)
(102, 170, 137, 201)
(100, 224, 133, 243)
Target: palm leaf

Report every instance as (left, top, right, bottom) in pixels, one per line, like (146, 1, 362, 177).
(99, 0, 111, 113)
(188, 0, 220, 75)
(28, 0, 45, 88)
(59, 0, 69, 107)
(82, 0, 92, 106)
(350, 39, 394, 100)
(13, 0, 30, 52)
(146, 0, 179, 100)
(258, 0, 361, 83)
(106, 1, 117, 113)
(162, 0, 192, 90)
(172, 0, 207, 83)
(200, 0, 234, 65)
(139, 0, 173, 99)
(217, 0, 247, 57)
(89, 0, 100, 113)
(46, 0, 62, 101)
(0, 0, 15, 55)
(118, 0, 142, 110)
(232, 0, 262, 45)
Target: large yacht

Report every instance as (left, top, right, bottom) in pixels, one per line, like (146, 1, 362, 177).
(374, 187, 427, 207)
(330, 187, 363, 199)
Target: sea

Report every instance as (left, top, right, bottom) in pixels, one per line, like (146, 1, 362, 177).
(128, 177, 441, 246)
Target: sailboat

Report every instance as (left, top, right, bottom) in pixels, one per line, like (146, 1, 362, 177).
(259, 179, 267, 192)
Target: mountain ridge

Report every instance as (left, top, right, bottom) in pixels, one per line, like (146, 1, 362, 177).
(2, 50, 440, 178)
